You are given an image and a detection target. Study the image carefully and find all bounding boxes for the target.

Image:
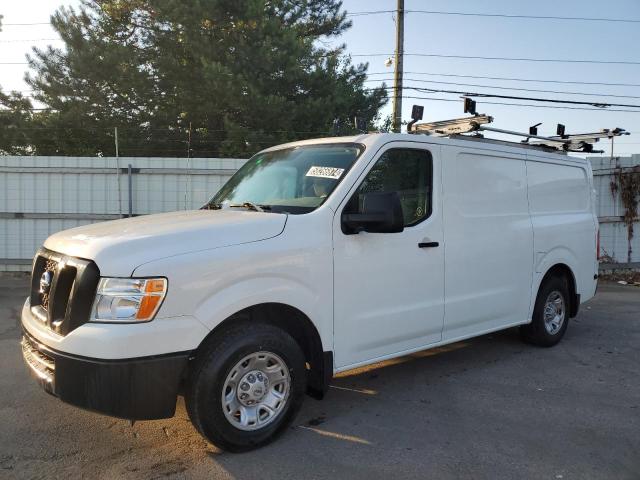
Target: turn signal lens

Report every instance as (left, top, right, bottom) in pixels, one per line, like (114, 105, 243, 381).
(90, 277, 167, 323)
(137, 295, 163, 319)
(145, 279, 166, 293)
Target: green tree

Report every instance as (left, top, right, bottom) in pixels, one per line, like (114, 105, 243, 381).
(0, 91, 35, 155)
(4, 0, 387, 157)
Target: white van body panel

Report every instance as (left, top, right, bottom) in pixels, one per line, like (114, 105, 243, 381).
(133, 210, 336, 353)
(21, 298, 210, 358)
(526, 153, 598, 305)
(23, 133, 598, 372)
(441, 147, 534, 340)
(332, 141, 445, 368)
(43, 209, 287, 277)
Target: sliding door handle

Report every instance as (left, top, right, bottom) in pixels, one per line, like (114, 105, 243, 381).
(418, 242, 439, 248)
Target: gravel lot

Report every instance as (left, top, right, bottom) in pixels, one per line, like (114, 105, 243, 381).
(1, 275, 638, 479)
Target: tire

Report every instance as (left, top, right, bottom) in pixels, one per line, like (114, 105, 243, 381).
(185, 322, 306, 452)
(521, 275, 570, 347)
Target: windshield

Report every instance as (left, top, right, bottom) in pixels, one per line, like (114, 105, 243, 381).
(206, 143, 364, 214)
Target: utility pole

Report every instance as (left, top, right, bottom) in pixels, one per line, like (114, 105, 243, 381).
(392, 0, 405, 133)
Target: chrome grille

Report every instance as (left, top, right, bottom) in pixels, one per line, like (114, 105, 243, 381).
(40, 259, 58, 311)
(29, 248, 100, 336)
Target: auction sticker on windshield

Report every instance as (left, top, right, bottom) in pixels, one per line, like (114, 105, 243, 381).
(306, 166, 345, 179)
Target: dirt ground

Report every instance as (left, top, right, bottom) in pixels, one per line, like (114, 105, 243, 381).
(599, 270, 640, 285)
(1, 276, 639, 479)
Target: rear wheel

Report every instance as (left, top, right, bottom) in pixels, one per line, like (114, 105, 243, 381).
(186, 322, 306, 452)
(521, 275, 570, 347)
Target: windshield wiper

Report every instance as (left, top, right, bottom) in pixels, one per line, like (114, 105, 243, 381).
(227, 202, 271, 212)
(201, 203, 222, 210)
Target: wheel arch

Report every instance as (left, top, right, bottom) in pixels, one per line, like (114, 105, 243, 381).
(539, 263, 579, 318)
(193, 302, 332, 399)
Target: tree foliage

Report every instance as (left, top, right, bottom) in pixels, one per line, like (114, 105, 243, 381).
(0, 1, 387, 157)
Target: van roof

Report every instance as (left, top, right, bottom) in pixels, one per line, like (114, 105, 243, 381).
(261, 133, 589, 165)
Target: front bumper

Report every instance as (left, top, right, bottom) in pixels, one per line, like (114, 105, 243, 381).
(21, 329, 189, 420)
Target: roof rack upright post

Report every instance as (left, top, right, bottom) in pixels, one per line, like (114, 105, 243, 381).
(407, 105, 424, 133)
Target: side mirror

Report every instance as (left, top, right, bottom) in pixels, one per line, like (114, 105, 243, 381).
(342, 191, 404, 234)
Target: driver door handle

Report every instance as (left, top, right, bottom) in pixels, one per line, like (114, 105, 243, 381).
(418, 242, 439, 248)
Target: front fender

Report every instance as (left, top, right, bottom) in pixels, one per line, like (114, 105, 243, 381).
(192, 275, 327, 348)
(132, 234, 334, 353)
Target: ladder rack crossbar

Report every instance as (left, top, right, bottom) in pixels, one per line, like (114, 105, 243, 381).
(412, 115, 493, 136)
(405, 100, 628, 154)
(478, 126, 571, 144)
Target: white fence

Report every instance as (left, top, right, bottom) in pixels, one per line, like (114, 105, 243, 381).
(0, 156, 246, 271)
(1, 154, 639, 271)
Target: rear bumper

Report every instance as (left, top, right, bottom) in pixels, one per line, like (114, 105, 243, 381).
(21, 329, 189, 420)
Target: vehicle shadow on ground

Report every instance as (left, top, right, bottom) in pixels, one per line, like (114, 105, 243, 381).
(209, 326, 540, 478)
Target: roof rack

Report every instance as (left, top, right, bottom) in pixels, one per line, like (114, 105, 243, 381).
(406, 99, 630, 154)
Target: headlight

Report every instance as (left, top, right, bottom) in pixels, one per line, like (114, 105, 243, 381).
(90, 277, 167, 323)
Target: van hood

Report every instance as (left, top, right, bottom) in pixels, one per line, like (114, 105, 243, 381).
(43, 209, 287, 276)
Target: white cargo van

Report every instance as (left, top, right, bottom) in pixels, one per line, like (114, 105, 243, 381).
(21, 132, 598, 451)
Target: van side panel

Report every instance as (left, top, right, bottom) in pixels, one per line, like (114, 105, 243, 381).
(442, 149, 534, 340)
(526, 158, 597, 307)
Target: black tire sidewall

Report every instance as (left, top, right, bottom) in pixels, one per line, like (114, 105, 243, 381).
(527, 275, 570, 346)
(187, 324, 306, 452)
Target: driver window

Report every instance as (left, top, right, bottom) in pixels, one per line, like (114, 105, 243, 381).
(349, 148, 433, 227)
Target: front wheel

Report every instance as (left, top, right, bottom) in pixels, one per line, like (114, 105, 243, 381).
(185, 323, 306, 452)
(521, 275, 570, 347)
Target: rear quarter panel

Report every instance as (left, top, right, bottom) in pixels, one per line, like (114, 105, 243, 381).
(526, 153, 597, 309)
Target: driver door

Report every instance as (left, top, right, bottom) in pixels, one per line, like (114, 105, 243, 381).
(332, 143, 445, 369)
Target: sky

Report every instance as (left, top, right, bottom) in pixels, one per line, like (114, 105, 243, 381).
(1, 0, 640, 156)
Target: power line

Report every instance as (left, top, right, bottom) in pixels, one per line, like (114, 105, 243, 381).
(8, 83, 640, 109)
(16, 51, 638, 67)
(345, 10, 396, 16)
(365, 71, 640, 88)
(345, 9, 640, 24)
(0, 126, 338, 135)
(3, 49, 638, 67)
(14, 70, 632, 89)
(9, 11, 640, 25)
(403, 95, 640, 113)
(363, 78, 640, 100)
(0, 107, 49, 111)
(8, 98, 625, 114)
(406, 86, 640, 108)
(0, 22, 51, 26)
(348, 53, 640, 66)
(365, 83, 640, 108)
(0, 38, 61, 43)
(6, 85, 640, 114)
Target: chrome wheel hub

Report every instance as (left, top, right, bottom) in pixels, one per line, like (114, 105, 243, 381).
(237, 370, 269, 406)
(543, 290, 565, 335)
(221, 351, 291, 431)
